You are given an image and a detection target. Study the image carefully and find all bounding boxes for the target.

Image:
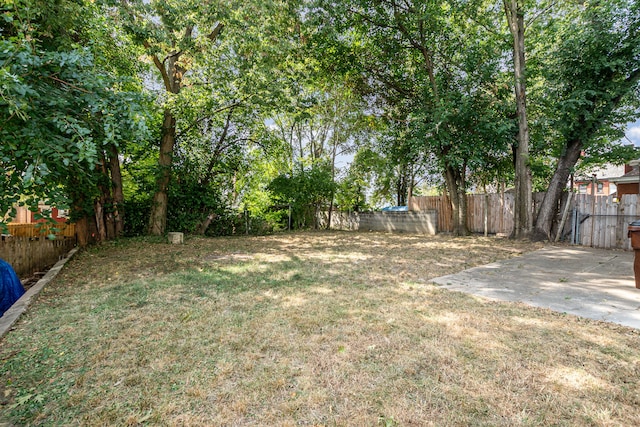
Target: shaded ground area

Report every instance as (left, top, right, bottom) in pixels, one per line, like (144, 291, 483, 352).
(1, 232, 639, 426)
(432, 246, 640, 329)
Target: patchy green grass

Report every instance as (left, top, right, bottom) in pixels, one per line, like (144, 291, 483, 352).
(1, 231, 639, 426)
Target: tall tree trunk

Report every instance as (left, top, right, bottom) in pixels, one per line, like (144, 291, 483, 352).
(144, 24, 208, 235)
(75, 216, 89, 247)
(108, 144, 124, 237)
(504, 0, 533, 239)
(68, 173, 90, 246)
(327, 137, 337, 230)
(102, 156, 116, 240)
(121, 18, 223, 236)
(396, 164, 409, 206)
(444, 165, 468, 236)
(327, 127, 340, 230)
(533, 64, 640, 240)
(192, 106, 235, 235)
(408, 168, 415, 202)
(534, 139, 582, 240)
(95, 155, 110, 242)
(94, 199, 106, 243)
(149, 109, 177, 235)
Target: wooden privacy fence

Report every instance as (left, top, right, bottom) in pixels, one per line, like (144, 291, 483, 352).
(409, 193, 546, 235)
(408, 195, 454, 233)
(7, 222, 76, 238)
(0, 235, 76, 278)
(568, 194, 640, 250)
(409, 193, 640, 250)
(410, 194, 515, 234)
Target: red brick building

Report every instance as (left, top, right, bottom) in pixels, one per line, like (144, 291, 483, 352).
(10, 204, 68, 224)
(572, 164, 626, 196)
(611, 164, 640, 197)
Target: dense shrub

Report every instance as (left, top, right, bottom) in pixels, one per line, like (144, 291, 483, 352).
(123, 198, 152, 237)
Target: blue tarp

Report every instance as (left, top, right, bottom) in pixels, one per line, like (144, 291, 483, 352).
(1, 258, 24, 316)
(381, 206, 408, 212)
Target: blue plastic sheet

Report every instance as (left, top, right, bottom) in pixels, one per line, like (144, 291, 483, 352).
(381, 206, 408, 212)
(1, 258, 25, 316)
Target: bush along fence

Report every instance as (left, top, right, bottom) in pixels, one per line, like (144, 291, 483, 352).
(0, 234, 77, 279)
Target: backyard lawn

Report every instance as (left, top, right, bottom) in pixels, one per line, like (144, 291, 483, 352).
(1, 231, 639, 426)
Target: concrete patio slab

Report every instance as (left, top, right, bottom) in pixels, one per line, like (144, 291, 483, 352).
(432, 246, 640, 329)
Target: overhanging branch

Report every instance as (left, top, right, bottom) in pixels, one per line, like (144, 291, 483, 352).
(175, 101, 244, 140)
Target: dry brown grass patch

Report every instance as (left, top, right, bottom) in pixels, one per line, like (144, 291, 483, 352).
(1, 231, 639, 426)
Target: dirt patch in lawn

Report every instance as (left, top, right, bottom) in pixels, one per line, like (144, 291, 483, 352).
(2, 231, 639, 426)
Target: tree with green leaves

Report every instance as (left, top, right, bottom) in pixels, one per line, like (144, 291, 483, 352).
(354, 115, 433, 208)
(268, 77, 368, 227)
(112, 0, 226, 235)
(533, 0, 640, 239)
(268, 162, 336, 229)
(312, 0, 515, 234)
(0, 0, 151, 241)
(503, 0, 533, 238)
(111, 0, 302, 235)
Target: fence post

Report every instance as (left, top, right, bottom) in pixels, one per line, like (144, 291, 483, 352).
(571, 207, 575, 244)
(590, 175, 597, 247)
(483, 193, 488, 237)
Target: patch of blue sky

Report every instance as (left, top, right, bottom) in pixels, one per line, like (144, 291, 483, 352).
(626, 119, 640, 146)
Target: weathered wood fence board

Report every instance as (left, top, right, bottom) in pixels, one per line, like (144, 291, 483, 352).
(410, 194, 519, 235)
(0, 236, 76, 278)
(7, 223, 76, 238)
(410, 193, 640, 250)
(569, 194, 640, 250)
(408, 195, 453, 232)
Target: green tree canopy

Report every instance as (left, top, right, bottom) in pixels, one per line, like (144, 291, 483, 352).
(0, 0, 151, 237)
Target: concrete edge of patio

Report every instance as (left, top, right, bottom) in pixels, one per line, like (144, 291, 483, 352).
(0, 247, 79, 340)
(432, 246, 640, 329)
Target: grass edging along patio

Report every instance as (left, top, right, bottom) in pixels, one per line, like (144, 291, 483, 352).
(0, 247, 79, 340)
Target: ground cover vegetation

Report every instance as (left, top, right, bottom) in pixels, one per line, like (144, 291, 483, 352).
(3, 1, 640, 424)
(1, 0, 639, 239)
(1, 232, 639, 425)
